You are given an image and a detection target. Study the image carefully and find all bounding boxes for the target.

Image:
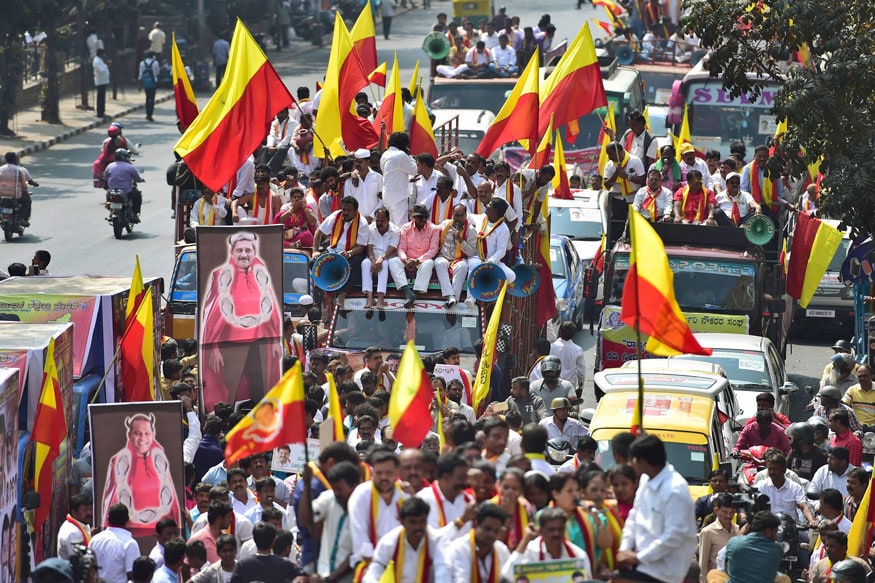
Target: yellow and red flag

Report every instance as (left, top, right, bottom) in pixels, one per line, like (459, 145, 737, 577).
(472, 283, 508, 412)
(174, 19, 292, 192)
(325, 373, 345, 442)
(375, 52, 404, 135)
(31, 337, 68, 549)
(315, 13, 380, 157)
(388, 342, 434, 448)
(120, 286, 156, 401)
(786, 213, 843, 308)
(539, 25, 606, 142)
(530, 115, 554, 171)
(477, 49, 540, 158)
(674, 104, 692, 161)
(171, 34, 198, 131)
(593, 0, 624, 16)
(552, 129, 573, 200)
(369, 62, 388, 87)
(351, 0, 378, 74)
(597, 101, 617, 178)
(409, 92, 438, 157)
(125, 255, 146, 327)
(535, 199, 558, 328)
(848, 474, 875, 557)
(408, 59, 421, 95)
(225, 362, 307, 464)
(620, 210, 713, 356)
(593, 19, 614, 36)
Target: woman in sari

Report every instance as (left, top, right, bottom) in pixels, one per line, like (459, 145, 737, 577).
(273, 187, 316, 253)
(579, 469, 623, 577)
(490, 468, 534, 549)
(546, 472, 612, 571)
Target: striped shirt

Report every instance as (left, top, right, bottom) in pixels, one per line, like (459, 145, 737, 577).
(842, 384, 875, 425)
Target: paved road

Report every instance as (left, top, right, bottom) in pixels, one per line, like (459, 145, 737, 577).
(1, 0, 838, 414)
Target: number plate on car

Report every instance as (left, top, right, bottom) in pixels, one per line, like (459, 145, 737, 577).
(806, 309, 835, 318)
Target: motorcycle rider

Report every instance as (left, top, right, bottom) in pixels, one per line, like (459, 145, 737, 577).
(530, 355, 577, 415)
(745, 392, 791, 428)
(820, 354, 858, 396)
(786, 422, 827, 482)
(755, 451, 816, 526)
(809, 416, 831, 452)
(809, 448, 854, 497)
(93, 123, 139, 188)
(809, 533, 870, 583)
(104, 148, 144, 222)
(0, 152, 38, 227)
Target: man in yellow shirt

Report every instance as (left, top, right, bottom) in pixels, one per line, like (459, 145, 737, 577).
(842, 365, 875, 426)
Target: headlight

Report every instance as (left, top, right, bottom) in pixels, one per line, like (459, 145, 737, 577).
(781, 541, 790, 553)
(556, 298, 568, 311)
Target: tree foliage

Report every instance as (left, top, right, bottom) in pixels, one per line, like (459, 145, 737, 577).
(684, 0, 875, 238)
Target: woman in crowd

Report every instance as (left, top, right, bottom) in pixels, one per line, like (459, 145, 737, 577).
(578, 468, 623, 576)
(607, 464, 639, 523)
(491, 468, 534, 549)
(547, 472, 612, 571)
(274, 187, 316, 252)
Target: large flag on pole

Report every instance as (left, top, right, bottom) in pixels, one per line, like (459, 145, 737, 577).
(674, 104, 692, 161)
(351, 1, 378, 74)
(171, 33, 198, 131)
(409, 93, 438, 157)
(31, 337, 67, 557)
(119, 288, 156, 401)
(539, 25, 606, 142)
(174, 19, 293, 192)
(472, 283, 508, 412)
(552, 130, 573, 200)
(375, 52, 404, 135)
(477, 50, 540, 158)
(408, 59, 421, 95)
(225, 362, 307, 464)
(620, 210, 713, 356)
(848, 474, 875, 557)
(125, 255, 146, 326)
(388, 342, 434, 448)
(786, 213, 843, 308)
(315, 13, 380, 157)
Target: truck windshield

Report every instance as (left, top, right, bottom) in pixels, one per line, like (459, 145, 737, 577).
(685, 80, 782, 154)
(331, 308, 480, 353)
(595, 439, 711, 483)
(430, 82, 513, 113)
(170, 251, 197, 301)
(609, 255, 757, 312)
(550, 206, 603, 241)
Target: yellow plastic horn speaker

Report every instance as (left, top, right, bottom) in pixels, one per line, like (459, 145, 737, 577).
(311, 252, 350, 292)
(422, 32, 451, 60)
(742, 213, 775, 245)
(508, 264, 541, 298)
(467, 262, 507, 302)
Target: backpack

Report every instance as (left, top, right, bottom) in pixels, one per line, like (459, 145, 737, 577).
(141, 60, 156, 89)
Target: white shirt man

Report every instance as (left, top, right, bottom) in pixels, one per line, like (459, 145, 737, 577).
(229, 155, 255, 198)
(417, 479, 475, 539)
(267, 113, 296, 150)
(380, 145, 418, 225)
(90, 525, 140, 583)
(318, 209, 370, 252)
(451, 531, 511, 582)
(809, 463, 855, 497)
(434, 213, 477, 305)
(603, 153, 647, 203)
(230, 490, 258, 515)
(757, 476, 807, 517)
(346, 149, 384, 220)
(348, 481, 405, 566)
(632, 183, 674, 222)
(480, 30, 500, 50)
(412, 167, 445, 206)
(467, 202, 516, 286)
(501, 534, 588, 581)
(362, 214, 401, 297)
(494, 178, 522, 224)
(492, 42, 517, 69)
(363, 524, 449, 583)
(550, 336, 586, 391)
(680, 153, 715, 190)
(539, 399, 589, 449)
(313, 490, 353, 580)
(57, 514, 92, 559)
(190, 194, 229, 227)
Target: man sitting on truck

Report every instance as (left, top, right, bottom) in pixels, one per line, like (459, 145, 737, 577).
(312, 196, 369, 303)
(489, 34, 518, 78)
(632, 169, 673, 222)
(673, 170, 717, 225)
(465, 41, 492, 79)
(714, 172, 762, 227)
(679, 143, 714, 190)
(388, 204, 440, 309)
(435, 203, 477, 307)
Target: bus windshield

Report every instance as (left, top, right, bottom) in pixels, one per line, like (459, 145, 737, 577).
(685, 80, 782, 156)
(609, 255, 757, 312)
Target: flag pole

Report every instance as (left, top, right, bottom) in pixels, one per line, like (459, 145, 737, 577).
(629, 204, 644, 434)
(289, 93, 331, 160)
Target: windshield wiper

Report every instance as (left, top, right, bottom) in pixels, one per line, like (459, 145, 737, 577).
(733, 382, 770, 390)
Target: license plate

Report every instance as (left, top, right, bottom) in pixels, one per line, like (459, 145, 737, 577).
(0, 208, 11, 213)
(110, 202, 123, 209)
(806, 309, 835, 318)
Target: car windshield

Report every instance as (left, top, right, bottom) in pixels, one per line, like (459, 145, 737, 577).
(595, 439, 711, 483)
(550, 246, 566, 278)
(827, 239, 851, 271)
(170, 251, 197, 301)
(677, 350, 772, 390)
(330, 308, 480, 353)
(685, 80, 782, 156)
(430, 82, 514, 113)
(282, 256, 310, 296)
(551, 205, 603, 241)
(610, 254, 757, 312)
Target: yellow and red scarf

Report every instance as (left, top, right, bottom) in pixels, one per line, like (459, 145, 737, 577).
(199, 195, 217, 225)
(65, 515, 92, 546)
(393, 528, 431, 582)
(599, 503, 623, 569)
(725, 192, 743, 225)
(640, 187, 660, 222)
(679, 185, 707, 222)
(489, 494, 529, 548)
(614, 152, 633, 196)
(476, 218, 504, 260)
(469, 529, 500, 583)
(440, 220, 469, 262)
(431, 195, 454, 223)
(250, 190, 271, 225)
(330, 211, 360, 251)
(748, 161, 776, 209)
(369, 482, 405, 546)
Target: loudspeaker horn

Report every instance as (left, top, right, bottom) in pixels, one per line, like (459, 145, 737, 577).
(467, 263, 506, 302)
(422, 31, 451, 60)
(507, 264, 541, 298)
(311, 252, 350, 292)
(615, 44, 635, 65)
(742, 213, 775, 246)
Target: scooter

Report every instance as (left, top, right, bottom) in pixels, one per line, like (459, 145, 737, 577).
(732, 445, 771, 486)
(105, 189, 137, 239)
(0, 197, 26, 241)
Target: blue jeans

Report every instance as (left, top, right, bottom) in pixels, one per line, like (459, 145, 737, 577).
(488, 63, 518, 77)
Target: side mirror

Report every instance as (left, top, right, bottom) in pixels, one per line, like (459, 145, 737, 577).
(779, 382, 799, 396)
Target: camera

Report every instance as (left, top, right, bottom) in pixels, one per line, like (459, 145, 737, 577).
(731, 491, 770, 514)
(69, 544, 98, 583)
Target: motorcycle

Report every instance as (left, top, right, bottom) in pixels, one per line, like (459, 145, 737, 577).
(0, 197, 25, 241)
(732, 445, 771, 486)
(105, 189, 137, 239)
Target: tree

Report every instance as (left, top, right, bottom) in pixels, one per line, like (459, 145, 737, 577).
(0, 0, 39, 135)
(684, 0, 875, 238)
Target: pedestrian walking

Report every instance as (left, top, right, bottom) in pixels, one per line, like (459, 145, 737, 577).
(381, 0, 396, 40)
(93, 48, 110, 119)
(139, 52, 160, 121)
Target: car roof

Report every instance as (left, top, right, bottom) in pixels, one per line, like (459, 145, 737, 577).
(689, 333, 770, 351)
(628, 359, 729, 378)
(596, 364, 729, 397)
(590, 391, 715, 435)
(548, 189, 602, 209)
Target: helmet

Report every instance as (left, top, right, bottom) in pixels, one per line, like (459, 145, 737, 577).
(114, 148, 130, 162)
(818, 385, 842, 400)
(110, 121, 123, 129)
(545, 438, 571, 465)
(107, 125, 121, 137)
(786, 422, 815, 447)
(829, 559, 867, 583)
(808, 415, 829, 434)
(832, 339, 852, 352)
(540, 355, 562, 374)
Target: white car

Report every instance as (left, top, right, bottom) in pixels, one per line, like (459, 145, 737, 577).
(667, 333, 798, 423)
(432, 109, 497, 159)
(548, 188, 606, 267)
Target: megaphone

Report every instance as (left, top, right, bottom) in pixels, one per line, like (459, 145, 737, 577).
(422, 31, 451, 60)
(467, 263, 506, 302)
(615, 44, 635, 65)
(311, 252, 350, 292)
(507, 264, 541, 298)
(742, 213, 775, 245)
